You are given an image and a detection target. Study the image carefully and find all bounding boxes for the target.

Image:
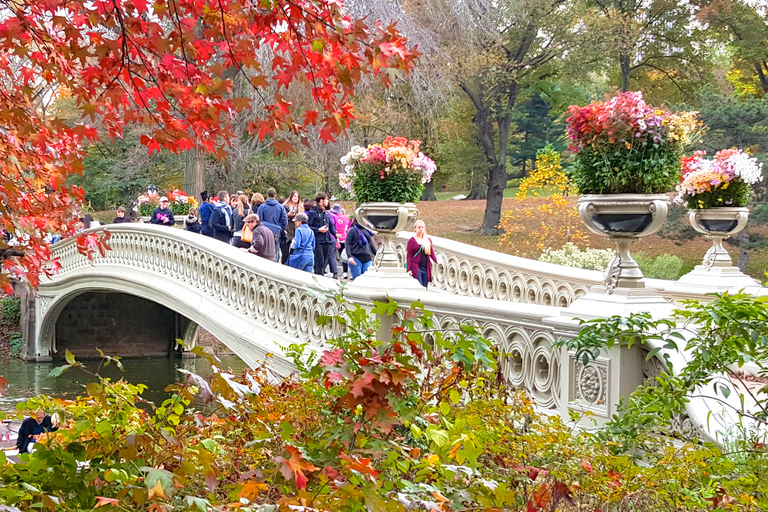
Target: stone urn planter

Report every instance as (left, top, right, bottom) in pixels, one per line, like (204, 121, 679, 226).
(578, 194, 670, 293)
(355, 202, 419, 273)
(688, 207, 749, 269)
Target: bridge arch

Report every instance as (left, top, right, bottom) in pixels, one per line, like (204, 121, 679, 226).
(27, 224, 352, 376)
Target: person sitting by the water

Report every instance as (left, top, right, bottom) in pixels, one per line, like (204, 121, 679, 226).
(16, 409, 58, 454)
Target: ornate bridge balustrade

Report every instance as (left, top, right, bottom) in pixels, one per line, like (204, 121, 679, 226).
(393, 232, 766, 306)
(393, 233, 602, 307)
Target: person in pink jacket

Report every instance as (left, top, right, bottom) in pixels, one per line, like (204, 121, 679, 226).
(330, 204, 351, 277)
(406, 220, 438, 288)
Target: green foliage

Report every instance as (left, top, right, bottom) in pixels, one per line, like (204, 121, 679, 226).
(9, 332, 22, 356)
(633, 253, 686, 280)
(559, 293, 768, 455)
(571, 141, 684, 194)
(352, 164, 424, 204)
(3, 297, 768, 511)
(1, 295, 21, 325)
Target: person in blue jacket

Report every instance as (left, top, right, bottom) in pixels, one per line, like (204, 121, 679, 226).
(199, 191, 215, 237)
(256, 188, 288, 261)
(287, 213, 315, 272)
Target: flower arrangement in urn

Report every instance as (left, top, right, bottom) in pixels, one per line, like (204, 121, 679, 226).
(566, 91, 701, 194)
(138, 188, 196, 216)
(339, 136, 436, 203)
(676, 149, 763, 209)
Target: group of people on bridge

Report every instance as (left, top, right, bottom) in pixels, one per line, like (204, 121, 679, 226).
(111, 188, 440, 287)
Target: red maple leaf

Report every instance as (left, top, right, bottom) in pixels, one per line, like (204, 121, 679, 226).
(274, 445, 319, 490)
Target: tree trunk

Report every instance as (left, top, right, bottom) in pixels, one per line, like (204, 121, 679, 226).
(465, 169, 487, 199)
(754, 61, 768, 94)
(620, 55, 631, 92)
(480, 162, 506, 234)
(421, 180, 438, 201)
(184, 149, 206, 201)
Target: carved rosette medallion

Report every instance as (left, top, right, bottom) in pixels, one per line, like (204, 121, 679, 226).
(575, 362, 607, 405)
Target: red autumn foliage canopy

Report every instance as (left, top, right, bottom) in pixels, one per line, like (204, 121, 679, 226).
(0, 0, 417, 291)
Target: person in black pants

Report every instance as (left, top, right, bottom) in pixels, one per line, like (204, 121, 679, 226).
(306, 192, 337, 277)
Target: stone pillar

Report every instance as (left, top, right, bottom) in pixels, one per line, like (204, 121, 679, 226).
(558, 342, 645, 427)
(13, 280, 38, 361)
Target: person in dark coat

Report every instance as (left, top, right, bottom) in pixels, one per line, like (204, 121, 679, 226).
(150, 197, 175, 226)
(345, 218, 377, 280)
(256, 188, 288, 261)
(199, 191, 215, 237)
(16, 410, 58, 454)
(185, 207, 201, 233)
(208, 190, 233, 243)
(112, 206, 132, 224)
(306, 192, 337, 276)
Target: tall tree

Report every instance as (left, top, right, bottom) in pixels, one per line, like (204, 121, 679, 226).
(585, 0, 713, 100)
(428, 0, 582, 234)
(0, 0, 415, 290)
(696, 0, 768, 95)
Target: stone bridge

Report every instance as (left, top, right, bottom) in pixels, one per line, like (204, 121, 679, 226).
(16, 223, 767, 443)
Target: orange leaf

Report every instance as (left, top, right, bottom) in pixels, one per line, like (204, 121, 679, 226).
(94, 497, 119, 508)
(238, 481, 268, 501)
(147, 480, 166, 501)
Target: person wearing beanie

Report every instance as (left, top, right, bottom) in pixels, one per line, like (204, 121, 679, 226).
(287, 212, 315, 272)
(112, 206, 132, 224)
(242, 213, 276, 261)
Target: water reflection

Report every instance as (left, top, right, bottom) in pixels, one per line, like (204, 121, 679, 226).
(0, 355, 249, 411)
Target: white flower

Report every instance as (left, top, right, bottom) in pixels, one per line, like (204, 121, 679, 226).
(729, 152, 763, 185)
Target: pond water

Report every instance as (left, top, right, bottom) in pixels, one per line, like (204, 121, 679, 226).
(0, 355, 249, 412)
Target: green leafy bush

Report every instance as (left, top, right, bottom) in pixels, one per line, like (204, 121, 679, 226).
(1, 295, 21, 325)
(634, 252, 685, 280)
(9, 332, 22, 356)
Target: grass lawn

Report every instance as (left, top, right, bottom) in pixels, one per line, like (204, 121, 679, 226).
(415, 197, 767, 281)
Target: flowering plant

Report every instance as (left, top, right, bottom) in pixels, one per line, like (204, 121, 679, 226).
(167, 188, 198, 214)
(339, 136, 436, 203)
(138, 188, 197, 215)
(566, 91, 701, 194)
(676, 149, 763, 209)
(137, 191, 160, 216)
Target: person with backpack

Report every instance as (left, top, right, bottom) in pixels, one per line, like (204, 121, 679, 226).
(287, 212, 315, 272)
(209, 190, 233, 243)
(344, 218, 377, 280)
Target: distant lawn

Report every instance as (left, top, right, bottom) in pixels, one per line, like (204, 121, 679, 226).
(433, 187, 520, 201)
